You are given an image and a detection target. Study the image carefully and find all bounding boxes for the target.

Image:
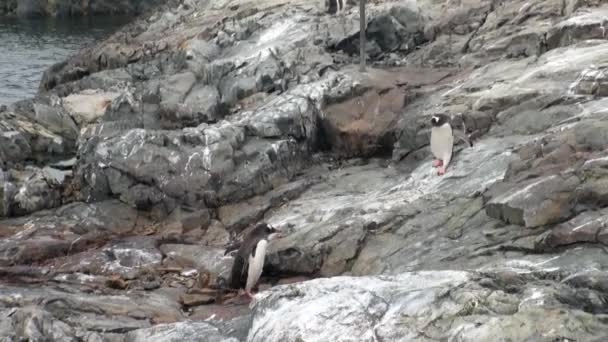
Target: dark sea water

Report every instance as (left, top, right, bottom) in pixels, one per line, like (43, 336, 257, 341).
(0, 16, 131, 105)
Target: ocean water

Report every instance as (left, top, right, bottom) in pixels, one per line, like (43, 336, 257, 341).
(0, 16, 130, 105)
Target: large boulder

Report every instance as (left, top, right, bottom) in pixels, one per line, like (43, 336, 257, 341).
(249, 270, 608, 341)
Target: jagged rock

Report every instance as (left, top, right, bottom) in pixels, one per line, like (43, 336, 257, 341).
(74, 76, 322, 209)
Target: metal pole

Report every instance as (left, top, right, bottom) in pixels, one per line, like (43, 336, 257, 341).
(359, 0, 366, 72)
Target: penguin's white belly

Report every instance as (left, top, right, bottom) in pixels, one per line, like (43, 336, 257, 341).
(246, 239, 268, 291)
(430, 124, 453, 160)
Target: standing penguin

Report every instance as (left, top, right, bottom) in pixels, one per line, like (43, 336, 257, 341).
(326, 0, 346, 14)
(229, 223, 283, 298)
(430, 114, 473, 175)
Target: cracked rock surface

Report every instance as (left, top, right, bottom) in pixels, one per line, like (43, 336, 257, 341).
(4, 0, 608, 340)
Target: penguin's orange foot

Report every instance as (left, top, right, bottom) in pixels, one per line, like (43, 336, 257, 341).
(245, 290, 255, 299)
(432, 159, 443, 167)
(437, 166, 446, 175)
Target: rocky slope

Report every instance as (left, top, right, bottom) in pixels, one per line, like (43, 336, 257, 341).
(3, 0, 608, 340)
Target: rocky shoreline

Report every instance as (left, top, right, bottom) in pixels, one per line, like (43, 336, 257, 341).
(3, 0, 608, 340)
(0, 0, 170, 17)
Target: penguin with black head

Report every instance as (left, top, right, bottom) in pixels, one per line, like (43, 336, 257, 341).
(229, 222, 283, 298)
(430, 113, 473, 175)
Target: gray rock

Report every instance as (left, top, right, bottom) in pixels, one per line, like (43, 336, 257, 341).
(8, 0, 608, 340)
(546, 8, 608, 50)
(486, 174, 580, 228)
(0, 200, 142, 265)
(0, 130, 31, 164)
(126, 322, 239, 342)
(238, 91, 319, 141)
(159, 72, 197, 124)
(536, 210, 608, 251)
(160, 244, 232, 279)
(0, 166, 63, 217)
(220, 77, 258, 107)
(2, 307, 78, 341)
(249, 270, 608, 341)
(178, 84, 222, 125)
(570, 64, 608, 97)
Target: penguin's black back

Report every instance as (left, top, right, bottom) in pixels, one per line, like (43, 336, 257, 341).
(230, 253, 247, 289)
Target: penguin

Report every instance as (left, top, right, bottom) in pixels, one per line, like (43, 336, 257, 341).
(229, 223, 283, 298)
(326, 0, 345, 14)
(430, 114, 473, 175)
